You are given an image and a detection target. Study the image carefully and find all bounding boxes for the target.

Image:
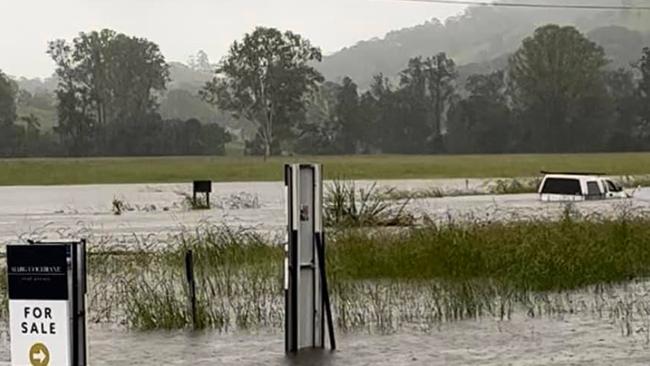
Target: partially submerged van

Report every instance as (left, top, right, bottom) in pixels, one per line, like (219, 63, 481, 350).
(538, 172, 628, 202)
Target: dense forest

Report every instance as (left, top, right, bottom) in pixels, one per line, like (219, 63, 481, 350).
(0, 7, 649, 157)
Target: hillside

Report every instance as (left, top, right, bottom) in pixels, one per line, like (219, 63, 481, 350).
(317, 3, 650, 88)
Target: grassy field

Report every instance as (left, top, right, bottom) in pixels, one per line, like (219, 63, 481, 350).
(1, 152, 650, 185)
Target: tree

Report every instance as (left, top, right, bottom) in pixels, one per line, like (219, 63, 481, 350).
(201, 122, 232, 155)
(14, 114, 43, 156)
(397, 57, 431, 153)
(364, 73, 412, 153)
(48, 29, 169, 155)
(0, 70, 16, 126)
(447, 71, 511, 153)
(201, 27, 323, 158)
(297, 81, 343, 155)
(358, 90, 381, 153)
(336, 77, 362, 153)
(509, 25, 610, 152)
(603, 68, 641, 150)
(378, 54, 456, 154)
(0, 71, 19, 156)
(0, 70, 19, 156)
(19, 114, 41, 138)
(640, 47, 650, 126)
(424, 53, 456, 151)
(188, 50, 213, 73)
(160, 89, 219, 122)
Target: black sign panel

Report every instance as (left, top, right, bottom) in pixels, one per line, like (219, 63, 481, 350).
(193, 180, 212, 193)
(7, 245, 69, 300)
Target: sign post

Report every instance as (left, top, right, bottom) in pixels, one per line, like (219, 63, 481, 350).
(193, 180, 212, 209)
(284, 164, 335, 353)
(7, 240, 87, 366)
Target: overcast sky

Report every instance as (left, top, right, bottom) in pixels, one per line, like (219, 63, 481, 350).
(0, 0, 466, 79)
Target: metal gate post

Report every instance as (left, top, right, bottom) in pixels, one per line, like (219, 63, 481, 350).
(284, 164, 335, 353)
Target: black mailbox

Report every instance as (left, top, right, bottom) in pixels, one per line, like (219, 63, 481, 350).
(192, 180, 212, 208)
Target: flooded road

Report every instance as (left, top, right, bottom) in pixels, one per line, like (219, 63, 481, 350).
(0, 179, 649, 247)
(2, 313, 650, 365)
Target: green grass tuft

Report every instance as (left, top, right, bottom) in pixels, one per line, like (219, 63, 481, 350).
(324, 180, 414, 227)
(328, 213, 650, 291)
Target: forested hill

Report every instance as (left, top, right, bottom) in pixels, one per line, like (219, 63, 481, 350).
(15, 5, 650, 99)
(318, 3, 650, 88)
(5, 2, 650, 158)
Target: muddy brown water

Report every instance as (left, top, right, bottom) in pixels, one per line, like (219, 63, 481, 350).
(2, 180, 650, 364)
(1, 314, 650, 365)
(0, 180, 649, 247)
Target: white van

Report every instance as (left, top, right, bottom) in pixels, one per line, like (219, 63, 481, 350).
(538, 172, 628, 202)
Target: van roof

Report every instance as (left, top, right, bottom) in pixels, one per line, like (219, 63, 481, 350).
(543, 174, 603, 180)
(540, 170, 606, 176)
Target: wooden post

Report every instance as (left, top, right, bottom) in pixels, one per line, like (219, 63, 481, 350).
(185, 250, 197, 329)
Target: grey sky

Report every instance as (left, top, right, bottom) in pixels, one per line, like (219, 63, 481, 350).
(0, 0, 466, 79)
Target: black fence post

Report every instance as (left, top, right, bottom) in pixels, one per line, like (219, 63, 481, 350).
(315, 232, 336, 350)
(185, 250, 197, 329)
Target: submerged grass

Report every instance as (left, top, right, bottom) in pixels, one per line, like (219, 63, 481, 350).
(621, 175, 650, 189)
(324, 180, 415, 227)
(0, 268, 6, 320)
(488, 178, 541, 195)
(176, 191, 210, 210)
(4, 210, 650, 332)
(328, 213, 650, 291)
(92, 212, 650, 329)
(96, 227, 283, 331)
(377, 177, 540, 199)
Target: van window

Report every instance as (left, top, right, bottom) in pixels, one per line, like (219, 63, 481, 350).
(586, 181, 601, 196)
(606, 180, 621, 192)
(541, 178, 581, 195)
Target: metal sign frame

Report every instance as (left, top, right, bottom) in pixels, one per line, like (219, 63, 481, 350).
(7, 240, 87, 366)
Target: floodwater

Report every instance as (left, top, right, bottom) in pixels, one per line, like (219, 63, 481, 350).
(2, 179, 650, 364)
(1, 313, 650, 365)
(0, 179, 649, 247)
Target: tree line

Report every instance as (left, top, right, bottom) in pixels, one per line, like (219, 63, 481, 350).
(0, 24, 649, 158)
(0, 30, 230, 157)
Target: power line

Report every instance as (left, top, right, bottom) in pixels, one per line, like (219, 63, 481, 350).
(394, 0, 650, 10)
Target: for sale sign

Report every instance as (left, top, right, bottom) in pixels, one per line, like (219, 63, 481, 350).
(7, 245, 71, 366)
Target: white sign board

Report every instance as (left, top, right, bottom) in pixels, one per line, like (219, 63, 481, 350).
(9, 301, 71, 366)
(7, 245, 72, 366)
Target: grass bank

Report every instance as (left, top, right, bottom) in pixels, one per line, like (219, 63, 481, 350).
(2, 152, 650, 185)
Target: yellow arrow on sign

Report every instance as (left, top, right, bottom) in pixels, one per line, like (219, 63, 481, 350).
(29, 342, 50, 366)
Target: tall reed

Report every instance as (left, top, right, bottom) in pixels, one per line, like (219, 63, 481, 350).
(324, 179, 414, 227)
(328, 212, 650, 291)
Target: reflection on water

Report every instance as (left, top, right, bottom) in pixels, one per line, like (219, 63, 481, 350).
(3, 313, 650, 365)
